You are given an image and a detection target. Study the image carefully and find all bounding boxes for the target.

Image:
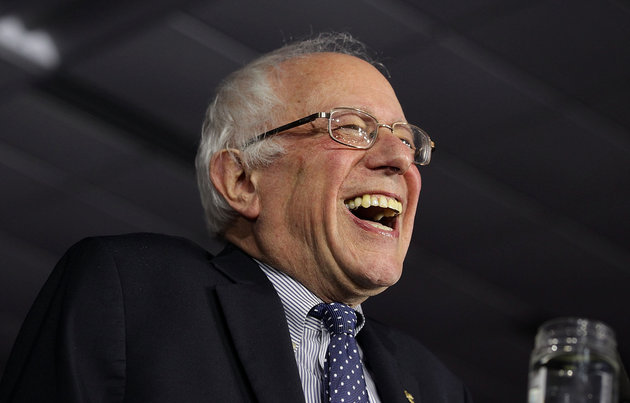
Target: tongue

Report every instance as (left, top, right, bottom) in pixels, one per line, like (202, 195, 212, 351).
(353, 206, 383, 221)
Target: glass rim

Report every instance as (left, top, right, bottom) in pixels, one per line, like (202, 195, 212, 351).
(533, 317, 617, 351)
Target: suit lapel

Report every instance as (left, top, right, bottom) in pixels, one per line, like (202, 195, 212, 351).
(359, 323, 417, 403)
(212, 245, 306, 403)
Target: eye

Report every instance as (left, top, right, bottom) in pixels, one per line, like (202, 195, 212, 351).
(332, 125, 372, 146)
(329, 109, 378, 147)
(331, 115, 373, 142)
(394, 125, 417, 150)
(396, 132, 415, 150)
(335, 124, 369, 136)
(400, 137, 413, 149)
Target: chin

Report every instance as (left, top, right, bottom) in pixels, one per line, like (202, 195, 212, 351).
(349, 257, 404, 291)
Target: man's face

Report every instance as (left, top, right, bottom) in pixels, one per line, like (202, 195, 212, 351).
(250, 53, 422, 305)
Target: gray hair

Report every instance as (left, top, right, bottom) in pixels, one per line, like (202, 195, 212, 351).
(195, 32, 383, 236)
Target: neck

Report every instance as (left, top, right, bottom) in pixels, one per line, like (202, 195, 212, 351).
(224, 221, 374, 307)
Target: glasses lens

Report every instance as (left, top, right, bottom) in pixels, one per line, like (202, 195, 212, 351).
(393, 123, 433, 165)
(329, 109, 377, 148)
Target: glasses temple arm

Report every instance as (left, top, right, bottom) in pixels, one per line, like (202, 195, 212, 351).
(243, 112, 328, 147)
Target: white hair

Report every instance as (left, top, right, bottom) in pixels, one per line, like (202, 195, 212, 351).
(195, 32, 383, 236)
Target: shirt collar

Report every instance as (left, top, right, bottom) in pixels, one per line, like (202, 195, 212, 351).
(256, 259, 366, 349)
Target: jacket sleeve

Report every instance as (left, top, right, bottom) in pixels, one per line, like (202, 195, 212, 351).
(0, 237, 126, 403)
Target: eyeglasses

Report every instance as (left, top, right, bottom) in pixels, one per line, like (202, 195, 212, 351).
(244, 107, 435, 166)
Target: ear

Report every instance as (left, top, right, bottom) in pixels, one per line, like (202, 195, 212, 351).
(209, 149, 260, 220)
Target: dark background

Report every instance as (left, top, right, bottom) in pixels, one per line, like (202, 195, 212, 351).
(1, 0, 629, 401)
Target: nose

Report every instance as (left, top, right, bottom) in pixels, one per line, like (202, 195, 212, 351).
(364, 126, 414, 174)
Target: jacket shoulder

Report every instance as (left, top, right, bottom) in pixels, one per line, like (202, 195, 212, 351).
(65, 232, 214, 275)
(72, 232, 212, 257)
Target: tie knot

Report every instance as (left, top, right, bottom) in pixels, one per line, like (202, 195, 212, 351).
(309, 302, 358, 336)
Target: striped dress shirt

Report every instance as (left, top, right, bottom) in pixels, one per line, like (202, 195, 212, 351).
(257, 260, 381, 403)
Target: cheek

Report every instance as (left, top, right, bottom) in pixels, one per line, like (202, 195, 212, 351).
(264, 140, 357, 210)
(407, 168, 422, 203)
(307, 149, 354, 192)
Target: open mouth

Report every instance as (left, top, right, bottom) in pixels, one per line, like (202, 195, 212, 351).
(344, 194, 402, 232)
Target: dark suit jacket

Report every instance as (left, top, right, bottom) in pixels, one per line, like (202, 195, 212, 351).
(0, 233, 471, 403)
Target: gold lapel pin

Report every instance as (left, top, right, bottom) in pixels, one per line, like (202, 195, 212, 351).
(404, 389, 415, 403)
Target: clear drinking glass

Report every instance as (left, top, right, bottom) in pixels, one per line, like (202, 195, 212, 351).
(528, 317, 619, 403)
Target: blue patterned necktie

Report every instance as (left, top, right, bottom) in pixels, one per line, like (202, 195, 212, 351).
(310, 302, 369, 403)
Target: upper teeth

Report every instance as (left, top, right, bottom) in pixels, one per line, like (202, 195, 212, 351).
(344, 194, 402, 215)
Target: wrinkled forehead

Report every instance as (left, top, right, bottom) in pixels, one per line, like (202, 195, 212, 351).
(270, 53, 405, 122)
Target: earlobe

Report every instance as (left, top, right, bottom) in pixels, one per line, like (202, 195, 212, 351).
(209, 149, 260, 219)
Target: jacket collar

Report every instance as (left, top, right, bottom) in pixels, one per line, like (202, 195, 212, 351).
(211, 244, 306, 403)
(359, 324, 418, 403)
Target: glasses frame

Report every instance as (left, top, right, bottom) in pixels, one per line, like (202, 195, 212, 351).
(243, 107, 435, 166)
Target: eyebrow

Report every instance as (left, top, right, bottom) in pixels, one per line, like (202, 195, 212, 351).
(354, 105, 406, 124)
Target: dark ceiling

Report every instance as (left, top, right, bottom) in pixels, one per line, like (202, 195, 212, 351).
(1, 0, 629, 401)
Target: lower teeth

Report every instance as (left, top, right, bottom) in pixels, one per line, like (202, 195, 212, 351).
(366, 221, 393, 232)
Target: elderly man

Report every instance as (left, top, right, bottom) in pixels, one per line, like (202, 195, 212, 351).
(0, 34, 471, 402)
